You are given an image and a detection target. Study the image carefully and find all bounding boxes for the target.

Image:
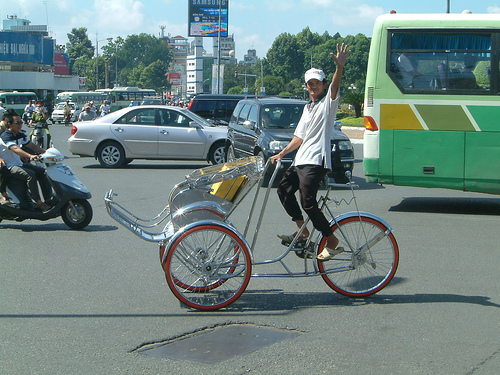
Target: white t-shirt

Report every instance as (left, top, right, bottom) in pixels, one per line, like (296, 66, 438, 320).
(293, 84, 339, 170)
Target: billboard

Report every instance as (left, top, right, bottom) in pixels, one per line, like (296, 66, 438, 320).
(54, 52, 70, 75)
(0, 31, 54, 65)
(188, 0, 228, 37)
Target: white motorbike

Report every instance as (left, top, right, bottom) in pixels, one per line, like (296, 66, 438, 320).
(0, 148, 93, 229)
(30, 122, 53, 149)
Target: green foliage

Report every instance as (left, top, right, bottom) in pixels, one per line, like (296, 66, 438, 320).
(265, 28, 371, 94)
(341, 89, 364, 117)
(65, 25, 371, 97)
(66, 28, 94, 75)
(227, 86, 243, 94)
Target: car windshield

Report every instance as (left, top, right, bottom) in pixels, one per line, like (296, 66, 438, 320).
(185, 109, 216, 127)
(261, 104, 304, 129)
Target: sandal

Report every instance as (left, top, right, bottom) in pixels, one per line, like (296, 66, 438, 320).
(0, 197, 11, 205)
(317, 246, 344, 262)
(277, 232, 309, 243)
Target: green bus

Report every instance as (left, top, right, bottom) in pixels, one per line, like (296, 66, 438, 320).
(0, 91, 38, 116)
(55, 91, 109, 110)
(363, 12, 500, 195)
(96, 87, 156, 112)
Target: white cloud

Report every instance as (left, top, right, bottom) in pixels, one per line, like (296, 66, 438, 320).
(94, 0, 146, 32)
(302, 0, 337, 6)
(487, 5, 500, 13)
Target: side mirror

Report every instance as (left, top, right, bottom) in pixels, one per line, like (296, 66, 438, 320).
(189, 121, 202, 129)
(243, 120, 256, 130)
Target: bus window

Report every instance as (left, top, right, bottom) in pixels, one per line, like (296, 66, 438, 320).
(388, 31, 492, 93)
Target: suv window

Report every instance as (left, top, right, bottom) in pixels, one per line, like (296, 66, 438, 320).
(237, 104, 251, 125)
(248, 105, 258, 124)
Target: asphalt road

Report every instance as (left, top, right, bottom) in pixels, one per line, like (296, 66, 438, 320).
(1, 123, 499, 374)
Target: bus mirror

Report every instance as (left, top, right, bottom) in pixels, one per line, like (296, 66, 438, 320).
(364, 116, 378, 131)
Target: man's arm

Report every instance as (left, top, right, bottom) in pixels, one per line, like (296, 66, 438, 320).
(329, 43, 351, 100)
(8, 144, 42, 160)
(270, 136, 303, 164)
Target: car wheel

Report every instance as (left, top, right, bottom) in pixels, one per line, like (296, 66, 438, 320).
(97, 141, 126, 168)
(208, 141, 226, 165)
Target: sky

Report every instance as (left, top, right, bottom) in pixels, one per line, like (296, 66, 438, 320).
(2, 0, 500, 61)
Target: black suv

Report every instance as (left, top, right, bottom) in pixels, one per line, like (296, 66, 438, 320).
(226, 97, 354, 183)
(188, 94, 255, 125)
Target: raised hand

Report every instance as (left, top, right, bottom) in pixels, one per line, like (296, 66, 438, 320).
(330, 43, 351, 67)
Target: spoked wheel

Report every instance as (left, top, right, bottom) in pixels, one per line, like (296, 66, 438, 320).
(317, 215, 399, 297)
(163, 223, 252, 310)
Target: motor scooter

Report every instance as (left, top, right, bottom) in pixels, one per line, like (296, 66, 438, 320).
(30, 122, 53, 149)
(0, 148, 93, 229)
(23, 111, 33, 127)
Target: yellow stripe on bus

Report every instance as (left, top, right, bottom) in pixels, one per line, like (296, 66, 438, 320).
(380, 104, 423, 130)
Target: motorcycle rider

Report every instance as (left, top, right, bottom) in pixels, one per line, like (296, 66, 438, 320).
(23, 100, 35, 126)
(29, 100, 51, 147)
(78, 103, 97, 121)
(63, 100, 72, 126)
(0, 112, 51, 211)
(100, 101, 110, 117)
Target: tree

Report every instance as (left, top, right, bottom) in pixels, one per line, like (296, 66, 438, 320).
(119, 33, 171, 86)
(66, 28, 94, 75)
(266, 33, 303, 84)
(342, 89, 364, 118)
(140, 60, 169, 93)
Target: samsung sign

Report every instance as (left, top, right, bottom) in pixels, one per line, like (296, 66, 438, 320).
(0, 32, 54, 65)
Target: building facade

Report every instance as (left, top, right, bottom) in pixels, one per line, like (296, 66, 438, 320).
(0, 15, 79, 99)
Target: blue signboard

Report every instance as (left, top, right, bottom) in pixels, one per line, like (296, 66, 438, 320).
(188, 0, 228, 37)
(0, 31, 53, 65)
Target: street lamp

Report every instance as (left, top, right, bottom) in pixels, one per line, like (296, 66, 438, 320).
(95, 34, 112, 89)
(107, 37, 118, 87)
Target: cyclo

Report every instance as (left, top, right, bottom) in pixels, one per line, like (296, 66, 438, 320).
(104, 157, 399, 310)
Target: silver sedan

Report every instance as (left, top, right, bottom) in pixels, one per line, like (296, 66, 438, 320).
(68, 105, 228, 168)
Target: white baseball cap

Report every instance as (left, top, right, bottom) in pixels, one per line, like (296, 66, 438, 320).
(305, 68, 326, 83)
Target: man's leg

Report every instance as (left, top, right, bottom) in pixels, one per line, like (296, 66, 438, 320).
(277, 166, 309, 237)
(10, 166, 49, 210)
(296, 165, 339, 250)
(22, 164, 52, 202)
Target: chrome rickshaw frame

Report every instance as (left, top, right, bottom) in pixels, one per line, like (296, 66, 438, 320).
(104, 156, 399, 310)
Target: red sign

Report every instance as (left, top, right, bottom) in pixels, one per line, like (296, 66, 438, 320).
(54, 52, 70, 75)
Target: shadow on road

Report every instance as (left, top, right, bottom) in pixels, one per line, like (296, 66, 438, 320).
(390, 197, 500, 215)
(83, 163, 210, 170)
(0, 223, 117, 232)
(2, 280, 498, 319)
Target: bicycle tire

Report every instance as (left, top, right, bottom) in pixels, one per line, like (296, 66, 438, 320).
(318, 214, 399, 297)
(163, 223, 251, 310)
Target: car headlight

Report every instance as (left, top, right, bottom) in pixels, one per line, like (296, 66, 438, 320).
(269, 140, 289, 151)
(337, 140, 353, 151)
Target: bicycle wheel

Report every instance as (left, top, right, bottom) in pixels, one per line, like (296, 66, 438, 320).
(163, 223, 252, 310)
(318, 214, 399, 297)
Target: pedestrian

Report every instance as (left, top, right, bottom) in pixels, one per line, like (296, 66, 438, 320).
(271, 43, 351, 262)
